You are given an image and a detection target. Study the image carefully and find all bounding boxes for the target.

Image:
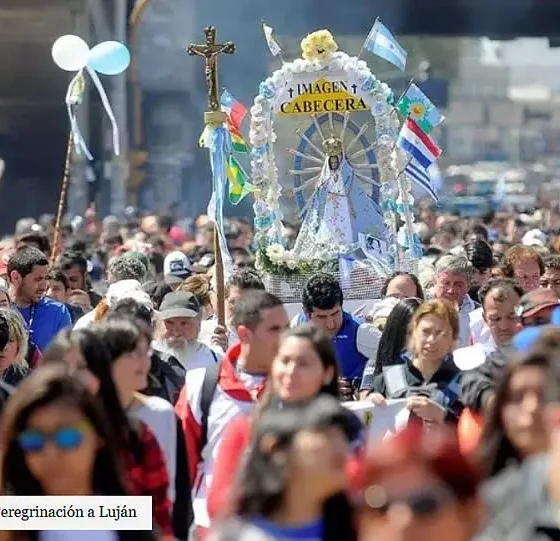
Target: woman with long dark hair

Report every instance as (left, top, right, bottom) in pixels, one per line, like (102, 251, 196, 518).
(95, 316, 191, 539)
(360, 298, 422, 394)
(43, 329, 173, 538)
(208, 324, 362, 521)
(210, 396, 356, 541)
(0, 365, 156, 540)
(478, 349, 549, 478)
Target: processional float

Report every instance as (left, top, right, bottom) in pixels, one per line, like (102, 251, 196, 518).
(189, 22, 445, 309)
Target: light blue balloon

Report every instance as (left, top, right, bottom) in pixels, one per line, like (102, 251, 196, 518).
(88, 41, 130, 75)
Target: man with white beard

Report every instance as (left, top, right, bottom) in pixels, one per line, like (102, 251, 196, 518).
(154, 291, 221, 375)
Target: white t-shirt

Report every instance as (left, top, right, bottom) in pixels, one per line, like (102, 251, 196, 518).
(199, 316, 238, 354)
(128, 395, 177, 503)
(73, 309, 96, 330)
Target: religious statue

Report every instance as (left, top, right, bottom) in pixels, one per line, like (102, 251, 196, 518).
(187, 26, 235, 111)
(293, 133, 385, 257)
(323, 135, 343, 172)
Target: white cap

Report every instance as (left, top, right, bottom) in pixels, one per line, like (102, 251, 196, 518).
(106, 280, 153, 311)
(522, 229, 547, 248)
(367, 297, 399, 324)
(164, 251, 192, 284)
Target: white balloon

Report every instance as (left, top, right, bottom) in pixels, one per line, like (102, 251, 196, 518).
(52, 35, 90, 71)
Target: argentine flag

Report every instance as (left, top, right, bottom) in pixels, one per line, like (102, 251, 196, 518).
(364, 20, 407, 71)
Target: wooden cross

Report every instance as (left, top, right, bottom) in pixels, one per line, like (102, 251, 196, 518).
(188, 26, 235, 118)
(187, 26, 236, 327)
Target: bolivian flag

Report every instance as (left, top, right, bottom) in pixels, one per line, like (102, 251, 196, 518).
(228, 124, 249, 153)
(227, 155, 253, 204)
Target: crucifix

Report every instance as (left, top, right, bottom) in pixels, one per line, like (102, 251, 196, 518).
(187, 26, 235, 327)
(188, 26, 235, 122)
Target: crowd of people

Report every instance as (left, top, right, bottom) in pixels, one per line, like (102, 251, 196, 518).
(0, 202, 558, 540)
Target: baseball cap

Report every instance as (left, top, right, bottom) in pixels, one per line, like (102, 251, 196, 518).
(158, 291, 200, 320)
(522, 229, 547, 248)
(164, 251, 192, 284)
(552, 306, 560, 326)
(513, 326, 546, 353)
(516, 288, 560, 319)
(106, 280, 153, 311)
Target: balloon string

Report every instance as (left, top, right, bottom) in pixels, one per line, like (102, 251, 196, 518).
(86, 67, 120, 156)
(65, 70, 93, 161)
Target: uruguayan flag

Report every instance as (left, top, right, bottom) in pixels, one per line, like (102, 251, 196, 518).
(364, 20, 407, 71)
(405, 158, 439, 202)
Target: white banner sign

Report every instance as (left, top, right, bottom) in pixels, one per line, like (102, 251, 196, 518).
(344, 399, 410, 440)
(274, 71, 370, 116)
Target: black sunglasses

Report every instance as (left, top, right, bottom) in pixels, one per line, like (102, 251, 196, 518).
(362, 484, 454, 517)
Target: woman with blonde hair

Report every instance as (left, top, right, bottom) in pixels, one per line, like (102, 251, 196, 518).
(0, 309, 30, 407)
(366, 299, 464, 426)
(178, 274, 215, 319)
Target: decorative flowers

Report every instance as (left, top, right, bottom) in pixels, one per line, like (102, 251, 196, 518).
(249, 33, 418, 275)
(266, 243, 285, 261)
(301, 30, 338, 62)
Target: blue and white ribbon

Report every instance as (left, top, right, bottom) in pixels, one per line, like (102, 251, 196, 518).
(86, 67, 120, 156)
(65, 70, 93, 160)
(202, 124, 233, 277)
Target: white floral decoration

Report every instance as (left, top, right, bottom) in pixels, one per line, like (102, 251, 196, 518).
(265, 243, 285, 261)
(249, 47, 418, 274)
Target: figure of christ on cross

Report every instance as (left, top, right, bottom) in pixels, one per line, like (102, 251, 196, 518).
(187, 25, 236, 327)
(188, 26, 235, 112)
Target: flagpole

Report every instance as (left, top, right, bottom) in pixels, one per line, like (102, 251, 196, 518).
(396, 155, 417, 270)
(394, 213, 401, 272)
(395, 78, 414, 108)
(390, 78, 414, 127)
(357, 16, 379, 61)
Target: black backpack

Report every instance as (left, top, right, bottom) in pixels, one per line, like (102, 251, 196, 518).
(199, 358, 221, 450)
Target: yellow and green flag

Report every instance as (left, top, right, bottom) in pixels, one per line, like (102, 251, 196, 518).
(226, 155, 253, 204)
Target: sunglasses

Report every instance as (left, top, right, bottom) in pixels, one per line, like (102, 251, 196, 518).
(363, 484, 453, 517)
(17, 422, 90, 453)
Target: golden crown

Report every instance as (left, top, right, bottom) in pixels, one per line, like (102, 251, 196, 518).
(323, 136, 343, 157)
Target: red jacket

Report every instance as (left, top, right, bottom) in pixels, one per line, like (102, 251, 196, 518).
(175, 343, 266, 528)
(207, 415, 251, 520)
(207, 412, 363, 524)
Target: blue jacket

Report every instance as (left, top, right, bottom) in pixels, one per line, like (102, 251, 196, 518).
(296, 311, 368, 381)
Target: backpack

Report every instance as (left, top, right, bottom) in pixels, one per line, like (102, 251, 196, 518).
(154, 352, 187, 405)
(199, 355, 221, 450)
